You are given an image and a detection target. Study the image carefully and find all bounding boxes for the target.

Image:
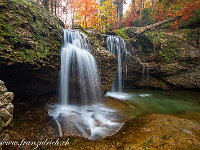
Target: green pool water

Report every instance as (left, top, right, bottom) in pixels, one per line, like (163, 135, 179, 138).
(105, 90, 200, 120)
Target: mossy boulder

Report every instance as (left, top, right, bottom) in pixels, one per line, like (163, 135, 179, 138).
(0, 0, 64, 99)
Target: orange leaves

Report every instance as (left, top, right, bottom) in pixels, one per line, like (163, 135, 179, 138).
(181, 0, 200, 22)
(153, 0, 200, 30)
(124, 2, 139, 27)
(74, 0, 99, 28)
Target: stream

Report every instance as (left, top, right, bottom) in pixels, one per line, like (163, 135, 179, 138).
(9, 90, 200, 141)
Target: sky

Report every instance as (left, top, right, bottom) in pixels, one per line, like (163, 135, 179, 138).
(123, 0, 132, 14)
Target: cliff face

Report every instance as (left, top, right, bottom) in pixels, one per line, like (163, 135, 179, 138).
(0, 0, 64, 99)
(123, 28, 200, 90)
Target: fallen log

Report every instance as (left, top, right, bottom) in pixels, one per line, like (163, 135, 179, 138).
(137, 16, 182, 35)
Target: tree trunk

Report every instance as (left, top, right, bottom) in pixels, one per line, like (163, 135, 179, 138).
(54, 0, 57, 15)
(50, 0, 54, 14)
(118, 0, 123, 20)
(152, 0, 154, 9)
(137, 16, 182, 34)
(139, 0, 142, 17)
(71, 0, 73, 26)
(44, 0, 49, 11)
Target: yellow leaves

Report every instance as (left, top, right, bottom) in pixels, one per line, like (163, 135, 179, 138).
(98, 0, 119, 31)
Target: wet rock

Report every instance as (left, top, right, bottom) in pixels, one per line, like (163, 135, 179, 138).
(40, 113, 200, 150)
(58, 113, 92, 138)
(92, 45, 117, 94)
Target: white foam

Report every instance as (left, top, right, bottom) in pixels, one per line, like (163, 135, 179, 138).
(139, 94, 152, 97)
(105, 92, 132, 100)
(48, 104, 123, 140)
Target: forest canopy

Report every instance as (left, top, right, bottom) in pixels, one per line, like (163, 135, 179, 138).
(36, 0, 199, 31)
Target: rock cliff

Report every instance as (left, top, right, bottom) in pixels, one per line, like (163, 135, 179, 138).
(123, 27, 200, 90)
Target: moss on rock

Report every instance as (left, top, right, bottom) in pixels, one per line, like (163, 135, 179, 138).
(0, 0, 64, 98)
(123, 27, 200, 90)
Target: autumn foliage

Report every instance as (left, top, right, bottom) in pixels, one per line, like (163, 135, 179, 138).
(74, 0, 98, 28)
(123, 0, 200, 30)
(98, 0, 119, 31)
(153, 0, 200, 30)
(124, 2, 139, 27)
(37, 0, 200, 31)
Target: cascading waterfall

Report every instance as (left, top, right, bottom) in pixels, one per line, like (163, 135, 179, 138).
(105, 35, 131, 100)
(49, 29, 123, 140)
(106, 35, 127, 92)
(59, 29, 102, 105)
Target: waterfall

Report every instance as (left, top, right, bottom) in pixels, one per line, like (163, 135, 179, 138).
(106, 35, 127, 93)
(49, 29, 122, 140)
(59, 29, 102, 105)
(142, 66, 150, 86)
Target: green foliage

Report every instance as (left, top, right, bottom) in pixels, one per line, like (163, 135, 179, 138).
(131, 19, 140, 27)
(115, 29, 129, 39)
(11, 0, 31, 7)
(146, 30, 161, 51)
(0, 0, 64, 63)
(141, 8, 155, 26)
(160, 22, 174, 29)
(18, 48, 36, 62)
